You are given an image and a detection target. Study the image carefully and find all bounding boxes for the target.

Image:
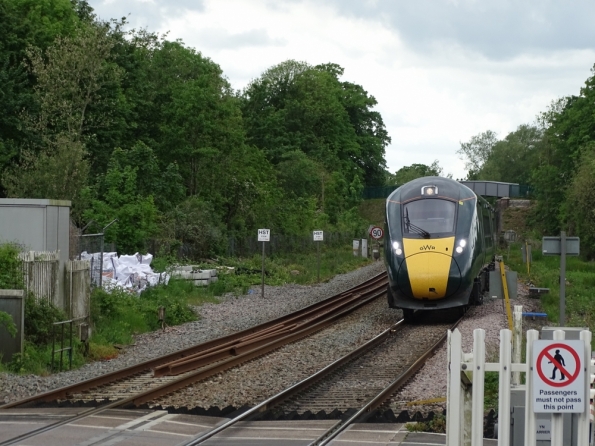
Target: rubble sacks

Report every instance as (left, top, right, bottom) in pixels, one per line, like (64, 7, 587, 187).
(79, 252, 170, 294)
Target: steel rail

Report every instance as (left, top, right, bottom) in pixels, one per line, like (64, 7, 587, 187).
(153, 288, 382, 377)
(178, 319, 407, 445)
(0, 272, 386, 409)
(130, 287, 387, 406)
(310, 315, 463, 446)
(0, 281, 386, 445)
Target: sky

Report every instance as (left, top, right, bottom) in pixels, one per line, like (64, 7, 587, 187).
(87, 0, 595, 180)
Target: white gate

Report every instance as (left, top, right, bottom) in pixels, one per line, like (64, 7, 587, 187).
(447, 321, 592, 445)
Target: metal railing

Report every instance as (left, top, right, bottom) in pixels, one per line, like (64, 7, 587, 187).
(51, 317, 89, 372)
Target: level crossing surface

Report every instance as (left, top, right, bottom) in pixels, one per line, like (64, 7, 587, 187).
(0, 408, 501, 445)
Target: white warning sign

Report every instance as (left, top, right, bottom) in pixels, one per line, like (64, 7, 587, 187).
(532, 340, 585, 413)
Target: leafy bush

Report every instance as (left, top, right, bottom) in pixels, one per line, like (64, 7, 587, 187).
(0, 243, 23, 289)
(405, 414, 446, 433)
(90, 284, 198, 345)
(0, 311, 16, 337)
(24, 295, 68, 346)
(3, 340, 87, 375)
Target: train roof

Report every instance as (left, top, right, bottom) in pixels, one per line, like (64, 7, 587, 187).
(387, 176, 477, 203)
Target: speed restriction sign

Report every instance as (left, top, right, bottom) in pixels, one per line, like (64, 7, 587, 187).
(370, 226, 384, 240)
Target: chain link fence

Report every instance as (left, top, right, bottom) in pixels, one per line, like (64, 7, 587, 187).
(77, 234, 115, 288)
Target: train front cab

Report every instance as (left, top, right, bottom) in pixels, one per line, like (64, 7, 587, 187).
(385, 179, 495, 319)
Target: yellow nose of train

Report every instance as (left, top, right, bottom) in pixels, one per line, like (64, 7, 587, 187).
(402, 237, 455, 299)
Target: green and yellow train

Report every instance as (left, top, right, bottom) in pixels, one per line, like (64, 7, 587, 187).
(384, 176, 496, 321)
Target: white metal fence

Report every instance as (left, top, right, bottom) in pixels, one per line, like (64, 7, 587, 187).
(446, 315, 593, 445)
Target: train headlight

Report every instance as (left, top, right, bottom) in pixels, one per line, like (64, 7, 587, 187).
(455, 239, 466, 254)
(421, 186, 438, 196)
(392, 241, 402, 256)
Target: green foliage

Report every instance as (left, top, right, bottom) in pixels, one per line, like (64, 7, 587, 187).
(2, 339, 87, 375)
(0, 311, 16, 338)
(457, 130, 498, 179)
(90, 284, 197, 345)
(158, 196, 226, 258)
(241, 59, 388, 225)
(24, 295, 68, 346)
(0, 243, 23, 289)
(479, 125, 542, 184)
(84, 147, 160, 253)
(405, 414, 446, 433)
(390, 161, 443, 185)
(564, 143, 595, 258)
(2, 21, 122, 218)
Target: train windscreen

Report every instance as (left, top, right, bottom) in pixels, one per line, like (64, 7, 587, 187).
(403, 199, 456, 235)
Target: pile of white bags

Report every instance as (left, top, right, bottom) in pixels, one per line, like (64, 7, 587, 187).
(79, 252, 169, 294)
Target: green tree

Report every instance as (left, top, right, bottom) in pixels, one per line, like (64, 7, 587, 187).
(457, 130, 498, 179)
(392, 161, 443, 185)
(2, 21, 123, 218)
(565, 143, 595, 258)
(0, 0, 87, 196)
(84, 149, 159, 253)
(479, 125, 542, 184)
(242, 60, 389, 224)
(530, 66, 595, 234)
(159, 196, 226, 258)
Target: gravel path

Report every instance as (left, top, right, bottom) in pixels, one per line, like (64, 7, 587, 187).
(0, 260, 547, 417)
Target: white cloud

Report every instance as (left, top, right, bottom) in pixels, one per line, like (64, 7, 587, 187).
(89, 0, 595, 181)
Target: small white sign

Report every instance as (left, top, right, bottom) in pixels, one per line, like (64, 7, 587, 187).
(532, 340, 585, 413)
(536, 419, 551, 441)
(352, 239, 360, 256)
(258, 228, 270, 242)
(313, 230, 324, 241)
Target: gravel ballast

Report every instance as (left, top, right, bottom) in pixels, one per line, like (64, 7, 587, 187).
(0, 260, 547, 415)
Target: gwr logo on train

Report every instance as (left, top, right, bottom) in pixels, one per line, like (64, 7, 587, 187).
(419, 245, 436, 251)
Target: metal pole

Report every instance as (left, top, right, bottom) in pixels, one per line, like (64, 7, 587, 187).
(317, 241, 320, 283)
(69, 320, 73, 370)
(99, 235, 104, 289)
(60, 323, 65, 372)
(560, 231, 566, 326)
(550, 329, 565, 446)
(99, 219, 118, 290)
(51, 324, 56, 372)
(261, 241, 265, 298)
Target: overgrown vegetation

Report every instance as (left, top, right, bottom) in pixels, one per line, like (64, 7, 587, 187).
(0, 243, 376, 374)
(405, 414, 446, 433)
(0, 243, 20, 339)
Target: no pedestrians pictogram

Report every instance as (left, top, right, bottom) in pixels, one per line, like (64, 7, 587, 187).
(536, 343, 581, 387)
(532, 340, 586, 413)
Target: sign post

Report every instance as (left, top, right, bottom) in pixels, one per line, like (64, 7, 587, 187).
(532, 337, 587, 446)
(542, 232, 580, 326)
(258, 229, 270, 298)
(313, 230, 323, 282)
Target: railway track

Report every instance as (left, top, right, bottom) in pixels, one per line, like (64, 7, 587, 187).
(179, 309, 463, 445)
(0, 272, 387, 445)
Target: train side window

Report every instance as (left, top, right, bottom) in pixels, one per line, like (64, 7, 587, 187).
(483, 212, 492, 248)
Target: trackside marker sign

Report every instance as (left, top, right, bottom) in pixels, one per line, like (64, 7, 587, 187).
(532, 340, 585, 413)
